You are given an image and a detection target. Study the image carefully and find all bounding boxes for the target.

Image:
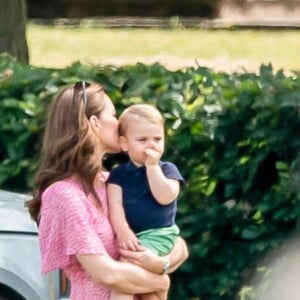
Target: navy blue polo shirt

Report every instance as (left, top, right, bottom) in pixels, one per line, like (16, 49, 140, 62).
(107, 160, 184, 233)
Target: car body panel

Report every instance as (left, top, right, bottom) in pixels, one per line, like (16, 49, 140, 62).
(0, 189, 36, 233)
(0, 189, 68, 299)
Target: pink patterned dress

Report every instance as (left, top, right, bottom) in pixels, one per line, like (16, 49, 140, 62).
(39, 173, 119, 299)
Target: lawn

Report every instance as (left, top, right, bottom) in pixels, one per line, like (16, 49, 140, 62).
(26, 23, 300, 72)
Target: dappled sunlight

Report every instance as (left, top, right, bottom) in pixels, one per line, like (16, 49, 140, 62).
(27, 25, 300, 72)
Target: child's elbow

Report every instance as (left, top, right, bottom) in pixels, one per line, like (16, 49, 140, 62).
(157, 196, 177, 205)
(159, 188, 179, 205)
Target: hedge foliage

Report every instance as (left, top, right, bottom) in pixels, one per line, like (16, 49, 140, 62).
(1, 54, 300, 299)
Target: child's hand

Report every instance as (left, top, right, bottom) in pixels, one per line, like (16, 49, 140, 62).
(117, 228, 141, 251)
(144, 148, 161, 166)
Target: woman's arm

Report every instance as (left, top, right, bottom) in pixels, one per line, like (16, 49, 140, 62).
(119, 236, 189, 274)
(76, 252, 169, 295)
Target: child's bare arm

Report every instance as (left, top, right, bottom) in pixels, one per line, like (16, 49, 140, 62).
(146, 165, 180, 205)
(107, 184, 141, 251)
(144, 148, 180, 205)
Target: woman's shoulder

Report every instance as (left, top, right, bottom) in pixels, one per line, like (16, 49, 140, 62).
(42, 177, 84, 203)
(45, 176, 80, 191)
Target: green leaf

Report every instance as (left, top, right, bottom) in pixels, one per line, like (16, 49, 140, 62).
(205, 180, 217, 196)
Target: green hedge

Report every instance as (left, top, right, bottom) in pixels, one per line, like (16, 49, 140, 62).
(1, 53, 300, 299)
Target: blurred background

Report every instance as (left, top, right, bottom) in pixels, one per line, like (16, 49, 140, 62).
(2, 0, 300, 72)
(1, 2, 300, 300)
(25, 0, 300, 20)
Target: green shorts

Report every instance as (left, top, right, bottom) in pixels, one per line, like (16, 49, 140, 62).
(136, 224, 180, 256)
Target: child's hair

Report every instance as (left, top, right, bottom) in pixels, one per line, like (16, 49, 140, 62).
(118, 104, 164, 136)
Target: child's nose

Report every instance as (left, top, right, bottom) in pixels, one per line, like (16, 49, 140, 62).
(147, 140, 156, 148)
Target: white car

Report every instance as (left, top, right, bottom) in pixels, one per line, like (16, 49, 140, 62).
(0, 189, 70, 300)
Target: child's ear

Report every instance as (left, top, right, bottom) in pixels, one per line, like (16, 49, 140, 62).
(119, 136, 128, 151)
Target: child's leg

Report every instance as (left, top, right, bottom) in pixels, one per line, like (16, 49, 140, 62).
(109, 290, 133, 300)
(109, 256, 134, 300)
(139, 293, 159, 300)
(139, 291, 168, 300)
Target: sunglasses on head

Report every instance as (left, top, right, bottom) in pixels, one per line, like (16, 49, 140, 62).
(73, 81, 90, 110)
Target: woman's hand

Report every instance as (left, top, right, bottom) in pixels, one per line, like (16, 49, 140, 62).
(119, 246, 165, 274)
(119, 236, 189, 274)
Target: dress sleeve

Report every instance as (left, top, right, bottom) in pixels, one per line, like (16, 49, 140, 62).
(39, 181, 107, 274)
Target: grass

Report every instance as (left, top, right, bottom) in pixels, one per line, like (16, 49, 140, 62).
(26, 23, 300, 72)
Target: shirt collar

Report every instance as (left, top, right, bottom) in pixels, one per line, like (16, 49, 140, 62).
(126, 160, 145, 171)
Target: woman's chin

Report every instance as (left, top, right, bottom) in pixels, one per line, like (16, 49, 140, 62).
(107, 146, 121, 154)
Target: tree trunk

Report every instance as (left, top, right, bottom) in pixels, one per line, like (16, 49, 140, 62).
(0, 0, 29, 63)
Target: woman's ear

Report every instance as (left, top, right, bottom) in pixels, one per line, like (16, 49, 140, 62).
(119, 136, 128, 151)
(89, 115, 100, 131)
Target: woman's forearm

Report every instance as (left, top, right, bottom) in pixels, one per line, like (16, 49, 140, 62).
(108, 260, 170, 294)
(76, 253, 169, 294)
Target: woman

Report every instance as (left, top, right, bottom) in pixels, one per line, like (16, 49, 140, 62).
(26, 81, 188, 300)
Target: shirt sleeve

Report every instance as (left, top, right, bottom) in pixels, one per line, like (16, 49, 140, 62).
(106, 166, 122, 186)
(39, 181, 107, 274)
(161, 161, 184, 185)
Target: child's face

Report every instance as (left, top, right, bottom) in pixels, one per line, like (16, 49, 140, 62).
(120, 119, 165, 166)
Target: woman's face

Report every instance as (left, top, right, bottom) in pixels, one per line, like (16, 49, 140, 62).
(97, 95, 120, 153)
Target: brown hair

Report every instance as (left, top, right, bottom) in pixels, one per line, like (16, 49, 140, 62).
(26, 82, 106, 222)
(118, 103, 164, 137)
